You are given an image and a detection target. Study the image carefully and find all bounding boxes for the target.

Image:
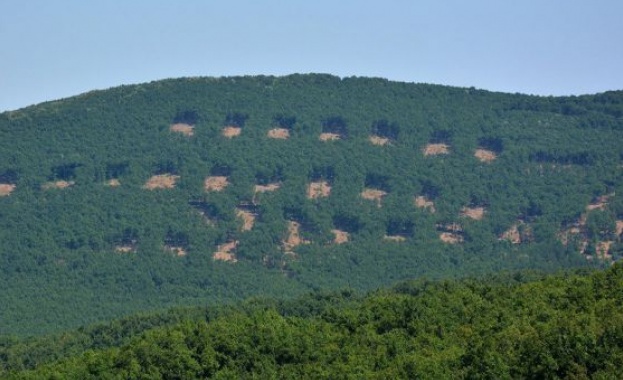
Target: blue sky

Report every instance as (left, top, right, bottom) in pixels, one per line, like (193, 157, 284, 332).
(1, 0, 622, 112)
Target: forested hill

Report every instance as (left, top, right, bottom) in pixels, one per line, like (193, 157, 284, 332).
(4, 264, 623, 378)
(1, 74, 622, 336)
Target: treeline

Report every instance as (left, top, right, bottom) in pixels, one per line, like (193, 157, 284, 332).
(4, 264, 622, 378)
(0, 74, 622, 336)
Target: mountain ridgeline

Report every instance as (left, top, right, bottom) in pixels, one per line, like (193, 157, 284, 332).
(1, 74, 622, 336)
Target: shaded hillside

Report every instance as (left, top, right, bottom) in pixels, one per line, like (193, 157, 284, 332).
(5, 264, 623, 378)
(1, 74, 623, 336)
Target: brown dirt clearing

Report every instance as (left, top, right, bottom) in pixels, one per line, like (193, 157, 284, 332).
(438, 222, 463, 233)
(461, 206, 485, 220)
(170, 123, 194, 136)
(332, 229, 349, 244)
(499, 224, 521, 244)
(267, 128, 290, 139)
(369, 135, 390, 146)
(115, 245, 136, 253)
(559, 194, 616, 246)
(254, 183, 280, 193)
(307, 181, 331, 199)
(222, 126, 242, 138)
(213, 241, 238, 262)
(586, 194, 612, 211)
(440, 232, 463, 244)
(384, 235, 406, 242)
(414, 195, 435, 213)
(236, 208, 256, 231)
(42, 180, 75, 190)
(596, 241, 613, 260)
(474, 148, 497, 162)
(423, 143, 450, 156)
(143, 174, 179, 190)
(165, 245, 187, 257)
(106, 179, 121, 187)
(361, 188, 387, 207)
(204, 176, 229, 192)
(319, 133, 341, 141)
(283, 221, 310, 254)
(0, 183, 16, 196)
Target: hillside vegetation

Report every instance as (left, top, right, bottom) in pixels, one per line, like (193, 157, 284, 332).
(4, 264, 623, 378)
(1, 74, 622, 336)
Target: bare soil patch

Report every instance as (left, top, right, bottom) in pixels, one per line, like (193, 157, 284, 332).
(106, 179, 121, 187)
(236, 208, 256, 231)
(332, 229, 349, 244)
(559, 194, 616, 247)
(361, 188, 387, 207)
(164, 245, 187, 257)
(437, 223, 463, 244)
(586, 194, 612, 211)
(252, 183, 280, 204)
(222, 126, 242, 138)
(438, 222, 463, 233)
(319, 133, 341, 141)
(213, 251, 237, 262)
(384, 235, 406, 242)
(115, 245, 136, 254)
(307, 181, 331, 199)
(474, 148, 497, 162)
(42, 180, 75, 190)
(267, 128, 290, 139)
(461, 206, 485, 220)
(414, 195, 435, 213)
(170, 123, 194, 136)
(499, 224, 521, 244)
(254, 183, 280, 193)
(204, 176, 229, 192)
(213, 241, 238, 262)
(423, 143, 450, 156)
(283, 221, 310, 254)
(440, 232, 463, 244)
(0, 183, 16, 196)
(143, 174, 179, 190)
(369, 135, 390, 146)
(596, 241, 613, 260)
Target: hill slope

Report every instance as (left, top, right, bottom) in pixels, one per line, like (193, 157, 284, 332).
(5, 264, 623, 378)
(1, 74, 622, 336)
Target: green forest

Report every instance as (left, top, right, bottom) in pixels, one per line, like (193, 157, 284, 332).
(1, 74, 622, 337)
(3, 264, 622, 378)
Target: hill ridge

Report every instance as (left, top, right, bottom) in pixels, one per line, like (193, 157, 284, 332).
(1, 74, 622, 336)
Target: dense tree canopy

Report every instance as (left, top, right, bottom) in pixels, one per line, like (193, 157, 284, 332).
(3, 264, 622, 378)
(0, 74, 622, 336)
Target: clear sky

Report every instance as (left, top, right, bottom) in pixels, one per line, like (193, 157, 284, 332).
(1, 0, 622, 112)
